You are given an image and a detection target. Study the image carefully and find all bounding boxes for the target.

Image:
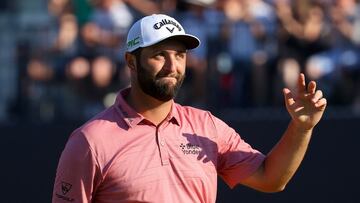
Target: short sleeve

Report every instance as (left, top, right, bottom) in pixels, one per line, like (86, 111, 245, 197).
(211, 115, 266, 188)
(52, 131, 101, 203)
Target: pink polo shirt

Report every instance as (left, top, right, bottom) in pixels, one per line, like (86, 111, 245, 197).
(53, 88, 265, 203)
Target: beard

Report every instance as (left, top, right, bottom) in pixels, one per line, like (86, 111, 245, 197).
(136, 60, 185, 102)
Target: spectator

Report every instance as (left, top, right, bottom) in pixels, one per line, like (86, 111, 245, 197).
(5, 0, 360, 122)
(176, 0, 215, 107)
(221, 0, 277, 107)
(274, 0, 332, 105)
(327, 0, 360, 107)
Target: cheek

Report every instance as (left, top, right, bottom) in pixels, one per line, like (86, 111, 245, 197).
(180, 61, 186, 71)
(178, 61, 186, 75)
(143, 60, 163, 76)
(178, 56, 186, 71)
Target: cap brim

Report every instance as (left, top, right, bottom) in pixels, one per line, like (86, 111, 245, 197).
(167, 34, 200, 50)
(134, 34, 200, 52)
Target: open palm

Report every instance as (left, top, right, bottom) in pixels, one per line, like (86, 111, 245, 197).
(283, 74, 327, 130)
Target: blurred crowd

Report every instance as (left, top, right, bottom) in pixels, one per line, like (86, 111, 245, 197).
(3, 0, 360, 122)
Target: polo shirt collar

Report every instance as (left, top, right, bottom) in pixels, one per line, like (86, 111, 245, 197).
(115, 87, 181, 127)
(115, 87, 144, 128)
(167, 102, 180, 126)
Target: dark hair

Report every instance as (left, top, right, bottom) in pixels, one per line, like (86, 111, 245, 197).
(130, 48, 143, 62)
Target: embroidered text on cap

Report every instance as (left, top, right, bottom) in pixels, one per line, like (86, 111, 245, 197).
(153, 19, 182, 32)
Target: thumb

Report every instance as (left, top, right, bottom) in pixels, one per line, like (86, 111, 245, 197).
(283, 88, 295, 107)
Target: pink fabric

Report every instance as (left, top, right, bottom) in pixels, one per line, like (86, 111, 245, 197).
(53, 88, 265, 203)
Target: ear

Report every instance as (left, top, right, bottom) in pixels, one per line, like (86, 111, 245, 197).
(125, 52, 136, 71)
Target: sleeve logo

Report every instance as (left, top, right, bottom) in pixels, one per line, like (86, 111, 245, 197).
(55, 181, 74, 202)
(61, 181, 72, 195)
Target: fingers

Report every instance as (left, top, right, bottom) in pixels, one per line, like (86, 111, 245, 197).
(311, 90, 327, 109)
(309, 89, 327, 109)
(311, 90, 323, 103)
(298, 73, 316, 95)
(297, 73, 306, 94)
(283, 88, 295, 106)
(315, 98, 327, 109)
(307, 81, 316, 94)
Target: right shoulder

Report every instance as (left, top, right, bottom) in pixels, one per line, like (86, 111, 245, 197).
(67, 106, 128, 153)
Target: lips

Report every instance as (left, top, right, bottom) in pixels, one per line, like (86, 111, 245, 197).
(157, 73, 179, 80)
(158, 76, 177, 84)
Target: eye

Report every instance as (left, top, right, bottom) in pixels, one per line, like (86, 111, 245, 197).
(176, 51, 186, 59)
(153, 52, 165, 59)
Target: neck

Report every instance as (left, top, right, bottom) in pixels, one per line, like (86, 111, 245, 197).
(126, 86, 173, 126)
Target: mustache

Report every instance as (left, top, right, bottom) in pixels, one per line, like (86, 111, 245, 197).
(156, 72, 181, 79)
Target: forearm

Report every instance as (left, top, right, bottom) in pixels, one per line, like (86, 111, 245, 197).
(263, 120, 313, 190)
(240, 74, 326, 192)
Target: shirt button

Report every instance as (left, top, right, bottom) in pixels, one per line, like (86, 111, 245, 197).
(160, 141, 165, 146)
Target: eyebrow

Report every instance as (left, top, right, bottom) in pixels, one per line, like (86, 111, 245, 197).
(150, 41, 187, 52)
(151, 47, 187, 53)
(177, 49, 187, 53)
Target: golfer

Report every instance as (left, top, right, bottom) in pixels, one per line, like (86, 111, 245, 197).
(52, 14, 327, 203)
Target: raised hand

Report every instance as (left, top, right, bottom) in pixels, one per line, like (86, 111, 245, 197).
(283, 73, 327, 130)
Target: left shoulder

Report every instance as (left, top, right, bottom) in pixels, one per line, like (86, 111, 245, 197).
(173, 103, 219, 126)
(175, 103, 212, 117)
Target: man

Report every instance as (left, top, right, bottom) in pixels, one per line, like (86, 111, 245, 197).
(52, 14, 327, 203)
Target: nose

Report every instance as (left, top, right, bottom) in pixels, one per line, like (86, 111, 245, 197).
(163, 54, 177, 73)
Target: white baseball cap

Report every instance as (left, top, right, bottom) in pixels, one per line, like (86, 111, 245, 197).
(126, 14, 200, 52)
(184, 0, 215, 7)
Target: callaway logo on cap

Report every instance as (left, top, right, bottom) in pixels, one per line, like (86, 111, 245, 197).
(126, 14, 200, 52)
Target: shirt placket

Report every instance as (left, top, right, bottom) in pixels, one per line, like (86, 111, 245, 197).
(156, 125, 170, 166)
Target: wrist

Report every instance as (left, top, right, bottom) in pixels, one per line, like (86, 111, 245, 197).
(289, 120, 314, 135)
